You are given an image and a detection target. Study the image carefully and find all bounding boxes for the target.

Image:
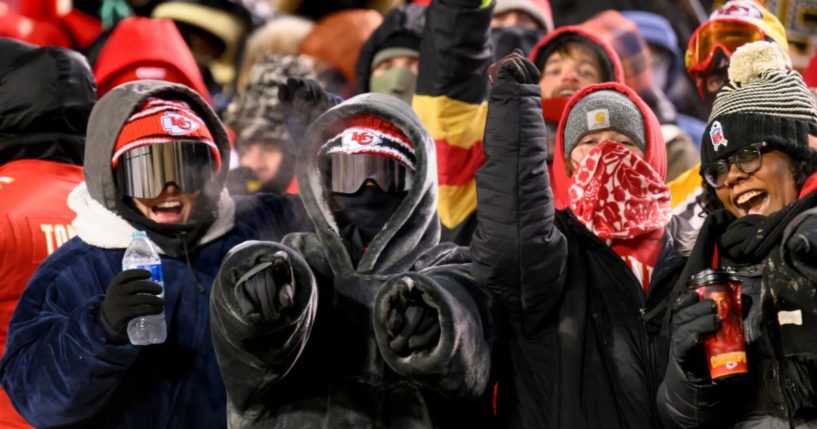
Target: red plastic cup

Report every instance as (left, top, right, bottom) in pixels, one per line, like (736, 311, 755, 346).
(689, 269, 748, 382)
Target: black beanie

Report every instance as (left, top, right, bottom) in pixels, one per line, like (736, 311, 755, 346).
(701, 41, 817, 172)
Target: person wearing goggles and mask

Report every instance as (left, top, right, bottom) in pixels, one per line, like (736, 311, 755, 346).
(0, 81, 307, 428)
(685, 0, 790, 109)
(210, 90, 497, 427)
(659, 41, 817, 428)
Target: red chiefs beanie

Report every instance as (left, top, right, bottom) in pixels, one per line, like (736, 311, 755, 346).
(319, 115, 415, 170)
(112, 98, 221, 171)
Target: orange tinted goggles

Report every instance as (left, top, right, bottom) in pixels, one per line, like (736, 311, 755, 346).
(686, 20, 766, 75)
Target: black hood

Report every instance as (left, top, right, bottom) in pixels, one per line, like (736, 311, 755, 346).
(354, 4, 425, 94)
(0, 38, 95, 166)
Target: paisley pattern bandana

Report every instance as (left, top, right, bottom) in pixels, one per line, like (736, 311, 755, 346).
(568, 140, 671, 241)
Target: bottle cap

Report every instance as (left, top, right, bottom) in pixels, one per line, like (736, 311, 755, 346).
(132, 230, 147, 239)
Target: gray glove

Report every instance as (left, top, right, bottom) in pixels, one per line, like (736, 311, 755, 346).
(384, 277, 441, 357)
(234, 251, 295, 325)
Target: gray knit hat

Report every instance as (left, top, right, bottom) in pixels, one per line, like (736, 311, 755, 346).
(563, 89, 646, 157)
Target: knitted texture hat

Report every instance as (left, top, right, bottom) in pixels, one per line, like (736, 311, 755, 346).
(319, 115, 415, 170)
(225, 54, 316, 147)
(701, 41, 817, 168)
(494, 0, 554, 32)
(563, 89, 646, 157)
(112, 98, 221, 170)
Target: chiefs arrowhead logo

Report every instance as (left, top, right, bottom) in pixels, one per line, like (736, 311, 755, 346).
(161, 112, 200, 136)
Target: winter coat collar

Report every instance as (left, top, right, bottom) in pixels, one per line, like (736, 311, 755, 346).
(68, 181, 235, 253)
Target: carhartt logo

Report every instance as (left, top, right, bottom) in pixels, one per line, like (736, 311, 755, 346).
(710, 120, 728, 151)
(587, 109, 610, 130)
(161, 112, 199, 135)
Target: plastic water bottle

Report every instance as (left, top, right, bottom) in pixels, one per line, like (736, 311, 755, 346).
(122, 231, 166, 345)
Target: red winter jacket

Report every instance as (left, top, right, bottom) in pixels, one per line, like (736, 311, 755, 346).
(94, 17, 212, 104)
(0, 159, 83, 429)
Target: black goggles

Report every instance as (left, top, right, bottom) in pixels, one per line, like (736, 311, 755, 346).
(703, 142, 767, 189)
(328, 152, 413, 194)
(115, 141, 217, 199)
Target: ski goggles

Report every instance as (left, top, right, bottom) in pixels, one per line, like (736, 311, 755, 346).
(115, 141, 218, 199)
(686, 20, 767, 77)
(703, 142, 767, 189)
(328, 152, 413, 194)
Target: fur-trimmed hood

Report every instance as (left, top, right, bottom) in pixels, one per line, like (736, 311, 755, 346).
(80, 80, 234, 252)
(68, 181, 235, 252)
(297, 92, 439, 274)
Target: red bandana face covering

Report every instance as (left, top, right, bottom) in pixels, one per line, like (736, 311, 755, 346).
(568, 140, 671, 241)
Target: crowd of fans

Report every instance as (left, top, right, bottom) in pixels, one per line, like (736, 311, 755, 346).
(1, 0, 817, 427)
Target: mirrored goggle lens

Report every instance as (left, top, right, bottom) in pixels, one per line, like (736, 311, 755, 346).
(115, 141, 216, 198)
(329, 152, 413, 194)
(687, 21, 765, 73)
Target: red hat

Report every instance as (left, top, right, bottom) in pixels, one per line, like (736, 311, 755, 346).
(112, 98, 221, 171)
(320, 115, 415, 170)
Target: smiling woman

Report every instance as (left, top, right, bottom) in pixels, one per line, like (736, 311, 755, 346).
(658, 41, 817, 429)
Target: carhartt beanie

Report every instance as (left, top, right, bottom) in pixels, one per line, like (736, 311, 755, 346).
(701, 42, 817, 169)
(563, 89, 646, 158)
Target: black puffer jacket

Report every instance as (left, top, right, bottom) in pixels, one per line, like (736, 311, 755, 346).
(354, 3, 425, 94)
(471, 80, 691, 428)
(0, 38, 95, 166)
(210, 93, 496, 428)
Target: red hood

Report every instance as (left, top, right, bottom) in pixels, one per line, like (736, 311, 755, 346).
(805, 52, 817, 88)
(93, 17, 211, 104)
(528, 26, 625, 125)
(528, 26, 625, 85)
(551, 82, 666, 209)
(581, 10, 654, 95)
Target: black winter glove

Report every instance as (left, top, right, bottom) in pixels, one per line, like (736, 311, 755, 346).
(100, 269, 164, 338)
(670, 291, 720, 381)
(278, 77, 333, 122)
(384, 277, 441, 357)
(487, 49, 540, 87)
(234, 251, 295, 325)
(786, 213, 817, 266)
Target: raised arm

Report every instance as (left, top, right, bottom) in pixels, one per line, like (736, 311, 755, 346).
(471, 53, 567, 338)
(413, 0, 493, 237)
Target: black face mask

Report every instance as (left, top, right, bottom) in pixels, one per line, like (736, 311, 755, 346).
(331, 185, 406, 246)
(490, 27, 545, 62)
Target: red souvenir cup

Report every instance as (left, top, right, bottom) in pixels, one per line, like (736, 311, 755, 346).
(688, 269, 748, 382)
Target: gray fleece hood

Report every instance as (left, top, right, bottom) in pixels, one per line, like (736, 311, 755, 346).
(297, 93, 439, 274)
(84, 80, 231, 212)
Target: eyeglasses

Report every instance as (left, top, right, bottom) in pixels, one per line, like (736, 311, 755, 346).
(703, 142, 767, 189)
